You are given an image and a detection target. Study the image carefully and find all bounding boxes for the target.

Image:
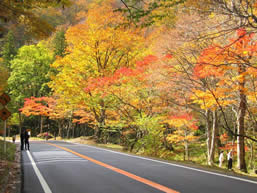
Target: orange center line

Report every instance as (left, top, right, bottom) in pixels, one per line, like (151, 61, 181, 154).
(47, 143, 179, 193)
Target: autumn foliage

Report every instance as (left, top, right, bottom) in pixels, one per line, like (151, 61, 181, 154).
(14, 0, 257, 172)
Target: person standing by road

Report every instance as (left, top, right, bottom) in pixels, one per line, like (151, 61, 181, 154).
(24, 130, 30, 150)
(20, 131, 24, 150)
(227, 150, 233, 170)
(219, 151, 224, 167)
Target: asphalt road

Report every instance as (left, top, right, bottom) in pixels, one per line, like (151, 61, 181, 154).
(21, 141, 257, 193)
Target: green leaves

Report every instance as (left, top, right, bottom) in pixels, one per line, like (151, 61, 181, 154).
(8, 41, 53, 106)
(53, 30, 67, 57)
(117, 0, 186, 26)
(1, 31, 17, 69)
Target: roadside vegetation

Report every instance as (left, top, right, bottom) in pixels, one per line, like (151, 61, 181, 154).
(0, 0, 256, 179)
(0, 140, 17, 191)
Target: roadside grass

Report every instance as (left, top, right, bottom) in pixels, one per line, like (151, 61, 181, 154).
(0, 140, 16, 190)
(0, 140, 16, 161)
(65, 136, 124, 151)
(0, 136, 45, 142)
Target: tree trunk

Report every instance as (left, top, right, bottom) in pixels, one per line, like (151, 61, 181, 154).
(237, 64, 247, 172)
(72, 124, 75, 138)
(58, 120, 62, 137)
(184, 129, 189, 161)
(206, 109, 212, 165)
(210, 110, 218, 164)
(216, 124, 221, 156)
(249, 142, 254, 169)
(96, 100, 106, 141)
(19, 111, 22, 135)
(40, 116, 43, 133)
(66, 126, 70, 139)
(185, 140, 189, 161)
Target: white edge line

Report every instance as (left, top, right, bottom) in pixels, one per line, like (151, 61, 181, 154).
(36, 160, 88, 164)
(63, 140, 257, 185)
(26, 151, 53, 193)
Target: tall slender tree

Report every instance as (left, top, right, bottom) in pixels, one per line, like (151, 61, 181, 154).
(1, 31, 17, 69)
(53, 30, 67, 58)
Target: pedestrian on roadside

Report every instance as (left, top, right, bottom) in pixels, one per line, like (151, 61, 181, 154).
(20, 131, 24, 150)
(227, 149, 233, 170)
(24, 130, 30, 150)
(219, 151, 224, 167)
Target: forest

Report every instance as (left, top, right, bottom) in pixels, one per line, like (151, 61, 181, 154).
(0, 0, 257, 174)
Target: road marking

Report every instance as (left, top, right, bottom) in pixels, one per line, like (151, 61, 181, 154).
(48, 143, 179, 193)
(36, 160, 88, 164)
(65, 141, 257, 185)
(26, 150, 52, 193)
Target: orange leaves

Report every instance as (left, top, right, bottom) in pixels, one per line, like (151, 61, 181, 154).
(20, 97, 55, 117)
(84, 54, 171, 93)
(192, 28, 257, 115)
(167, 113, 198, 131)
(194, 28, 257, 79)
(73, 109, 95, 124)
(136, 55, 159, 66)
(166, 113, 199, 144)
(21, 96, 73, 121)
(193, 63, 225, 78)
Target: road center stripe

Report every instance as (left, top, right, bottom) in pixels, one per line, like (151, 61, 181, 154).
(48, 143, 179, 193)
(26, 150, 52, 193)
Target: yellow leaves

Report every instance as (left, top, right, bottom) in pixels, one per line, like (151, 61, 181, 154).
(208, 12, 215, 19)
(247, 91, 257, 102)
(191, 87, 237, 110)
(243, 50, 248, 55)
(167, 118, 188, 128)
(48, 0, 149, 129)
(248, 106, 257, 114)
(231, 73, 246, 83)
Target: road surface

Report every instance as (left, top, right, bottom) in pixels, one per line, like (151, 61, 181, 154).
(21, 141, 257, 193)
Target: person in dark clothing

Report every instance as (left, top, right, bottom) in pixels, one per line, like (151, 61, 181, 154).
(227, 150, 233, 170)
(20, 131, 24, 150)
(24, 130, 30, 150)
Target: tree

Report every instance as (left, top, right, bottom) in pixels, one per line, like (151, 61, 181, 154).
(20, 97, 52, 133)
(84, 55, 178, 152)
(191, 0, 257, 31)
(8, 41, 53, 132)
(53, 30, 67, 58)
(1, 31, 17, 69)
(166, 113, 198, 160)
(49, 0, 147, 140)
(193, 28, 257, 171)
(8, 41, 53, 102)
